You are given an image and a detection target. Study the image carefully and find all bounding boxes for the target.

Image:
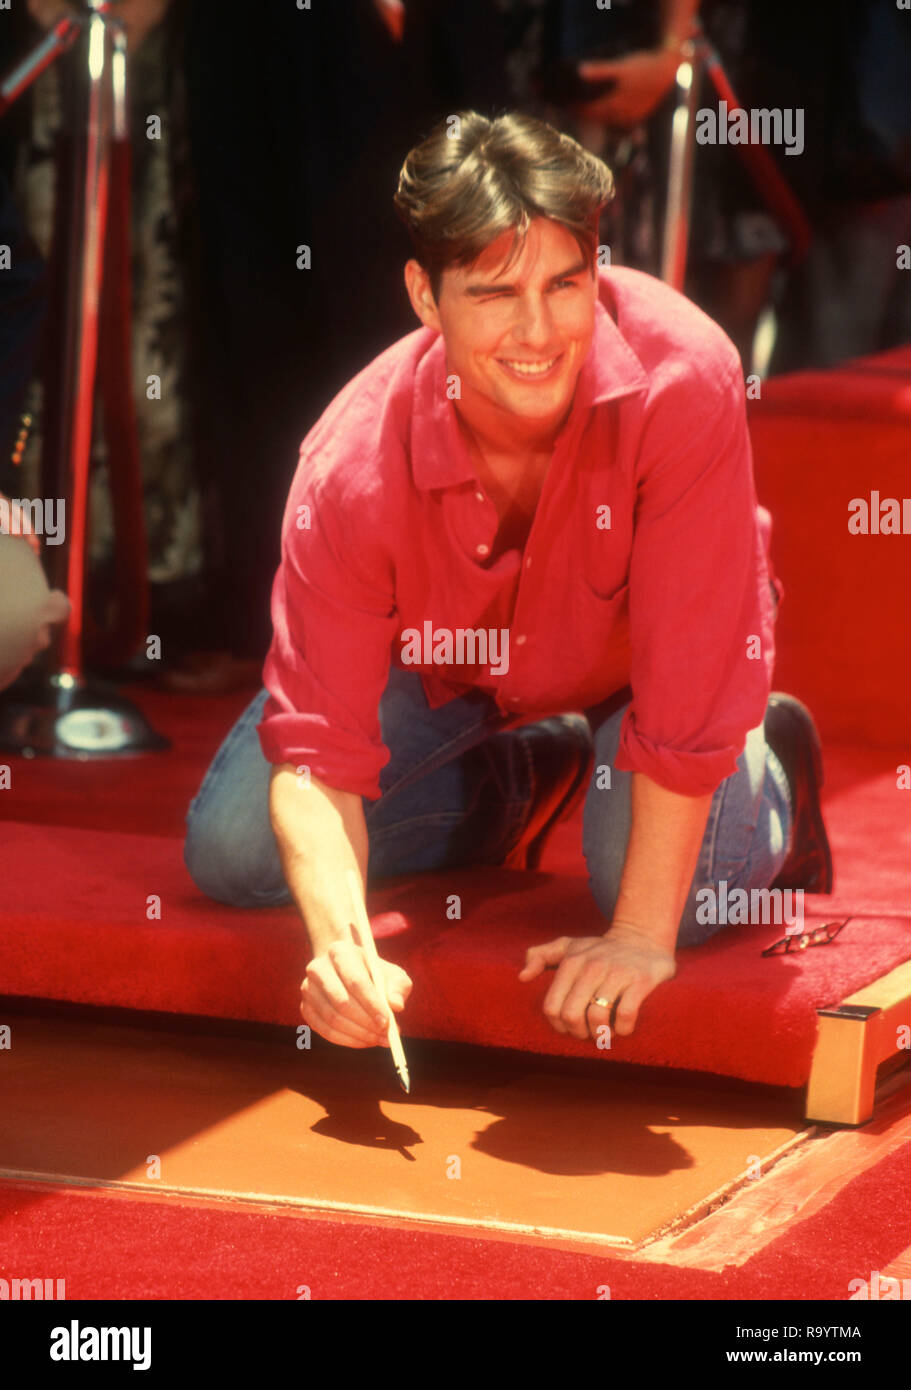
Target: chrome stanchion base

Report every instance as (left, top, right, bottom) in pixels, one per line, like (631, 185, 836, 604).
(0, 672, 170, 757)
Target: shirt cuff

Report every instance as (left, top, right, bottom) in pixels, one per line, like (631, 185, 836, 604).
(256, 711, 389, 801)
(614, 708, 740, 796)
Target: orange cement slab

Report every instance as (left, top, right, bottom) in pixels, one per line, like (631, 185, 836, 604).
(0, 1014, 806, 1246)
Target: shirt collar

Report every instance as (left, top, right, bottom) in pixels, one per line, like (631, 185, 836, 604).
(410, 297, 649, 492)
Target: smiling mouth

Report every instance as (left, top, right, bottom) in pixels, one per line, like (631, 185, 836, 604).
(497, 354, 562, 379)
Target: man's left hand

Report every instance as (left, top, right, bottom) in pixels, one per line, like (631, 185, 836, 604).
(518, 924, 676, 1040)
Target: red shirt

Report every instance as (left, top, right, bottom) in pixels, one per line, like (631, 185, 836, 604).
(258, 267, 782, 800)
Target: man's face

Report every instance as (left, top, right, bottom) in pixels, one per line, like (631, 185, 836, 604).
(407, 218, 598, 437)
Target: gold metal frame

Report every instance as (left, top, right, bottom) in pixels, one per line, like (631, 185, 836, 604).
(806, 959, 911, 1124)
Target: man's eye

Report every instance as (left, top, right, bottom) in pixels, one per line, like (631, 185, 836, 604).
(554, 279, 578, 290)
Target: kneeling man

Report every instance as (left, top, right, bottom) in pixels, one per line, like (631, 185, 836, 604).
(185, 111, 831, 1052)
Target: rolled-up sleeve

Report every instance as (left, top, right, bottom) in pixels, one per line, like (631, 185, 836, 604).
(614, 359, 776, 796)
(256, 458, 399, 800)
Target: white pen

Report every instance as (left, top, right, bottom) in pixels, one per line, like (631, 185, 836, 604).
(345, 867, 411, 1094)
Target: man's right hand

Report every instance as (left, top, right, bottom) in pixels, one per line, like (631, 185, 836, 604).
(301, 940, 412, 1048)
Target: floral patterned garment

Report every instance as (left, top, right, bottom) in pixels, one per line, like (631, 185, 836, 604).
(13, 16, 201, 586)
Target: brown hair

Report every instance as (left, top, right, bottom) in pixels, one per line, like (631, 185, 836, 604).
(393, 110, 615, 301)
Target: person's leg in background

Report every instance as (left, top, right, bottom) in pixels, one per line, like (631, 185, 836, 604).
(689, 251, 780, 376)
(0, 168, 46, 497)
(772, 195, 911, 374)
(0, 172, 70, 695)
(582, 696, 794, 949)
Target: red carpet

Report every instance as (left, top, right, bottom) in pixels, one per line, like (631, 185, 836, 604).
(1, 794, 909, 1086)
(2, 348, 910, 1088)
(3, 1132, 911, 1299)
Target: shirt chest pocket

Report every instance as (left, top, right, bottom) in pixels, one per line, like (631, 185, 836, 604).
(535, 577, 631, 710)
(572, 576, 630, 648)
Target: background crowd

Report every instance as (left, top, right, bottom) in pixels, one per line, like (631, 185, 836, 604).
(1, 0, 910, 693)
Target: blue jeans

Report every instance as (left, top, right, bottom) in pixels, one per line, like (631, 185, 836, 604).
(183, 666, 792, 948)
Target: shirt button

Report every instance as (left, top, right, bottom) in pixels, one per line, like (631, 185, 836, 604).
(475, 490, 485, 503)
(515, 634, 526, 645)
(525, 556, 532, 568)
(476, 543, 489, 556)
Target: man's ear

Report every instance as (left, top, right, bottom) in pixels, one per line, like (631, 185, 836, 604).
(404, 259, 443, 331)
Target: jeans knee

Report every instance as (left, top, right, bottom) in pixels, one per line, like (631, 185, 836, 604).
(183, 805, 228, 904)
(183, 800, 265, 907)
(582, 811, 629, 924)
(582, 776, 631, 925)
